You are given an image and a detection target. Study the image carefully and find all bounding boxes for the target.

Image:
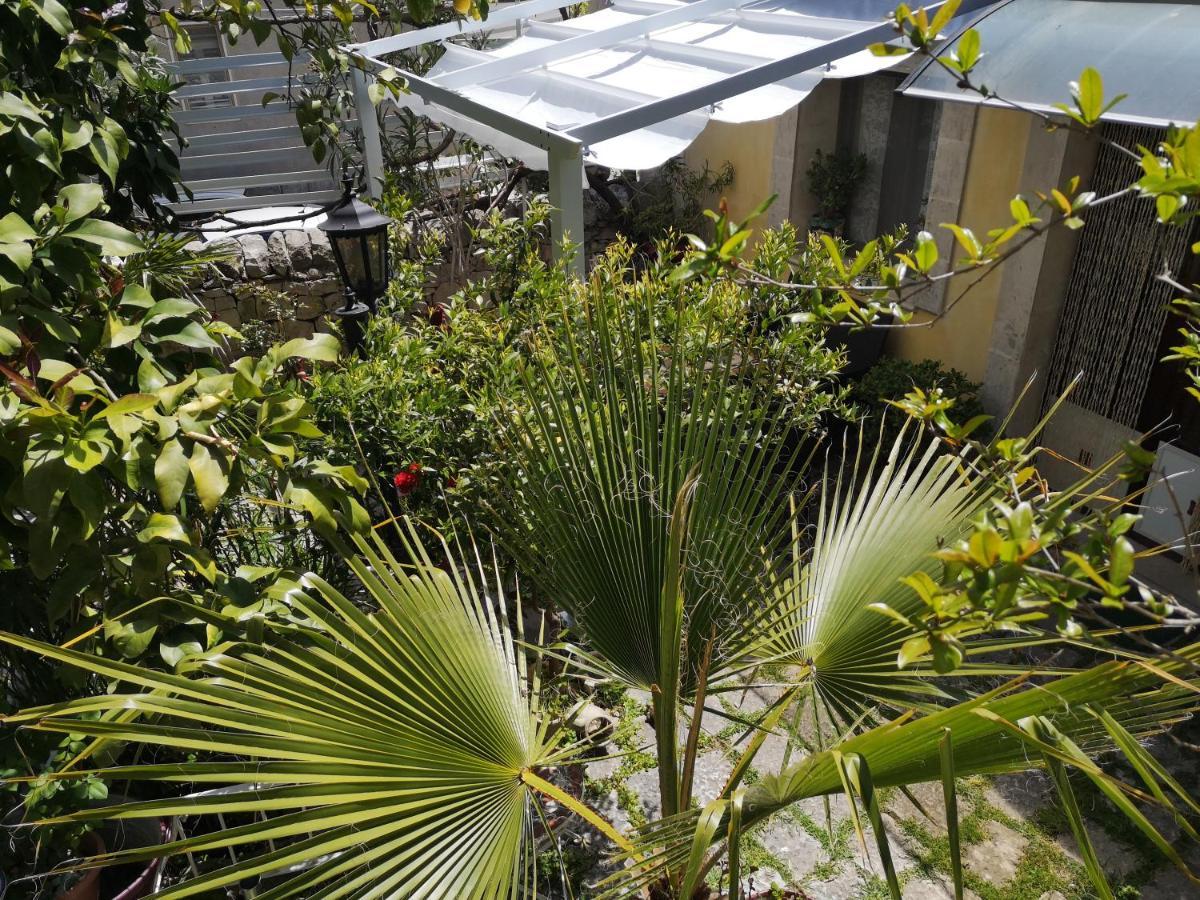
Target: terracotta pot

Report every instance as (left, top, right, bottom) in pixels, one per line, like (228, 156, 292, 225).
(56, 832, 104, 900)
(55, 816, 170, 900)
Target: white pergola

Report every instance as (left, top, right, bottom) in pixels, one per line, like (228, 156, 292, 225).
(346, 0, 991, 273)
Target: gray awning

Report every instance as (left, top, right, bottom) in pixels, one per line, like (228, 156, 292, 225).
(898, 0, 1200, 127)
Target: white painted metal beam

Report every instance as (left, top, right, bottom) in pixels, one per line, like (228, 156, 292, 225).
(167, 190, 344, 215)
(348, 0, 569, 57)
(175, 102, 294, 125)
(616, 0, 867, 36)
(345, 0, 993, 273)
(352, 67, 386, 199)
(169, 51, 308, 75)
(356, 54, 580, 153)
(184, 170, 334, 192)
(177, 76, 306, 99)
(547, 142, 586, 278)
(181, 125, 319, 152)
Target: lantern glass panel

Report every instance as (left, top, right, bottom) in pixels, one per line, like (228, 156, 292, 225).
(332, 233, 368, 295)
(366, 230, 387, 291)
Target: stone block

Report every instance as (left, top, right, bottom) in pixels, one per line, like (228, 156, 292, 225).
(309, 230, 335, 269)
(200, 290, 237, 313)
(211, 306, 241, 327)
(985, 772, 1052, 823)
(1054, 828, 1139, 881)
(297, 293, 328, 321)
(281, 319, 314, 340)
(266, 231, 291, 278)
(284, 229, 313, 271)
(429, 280, 457, 304)
(239, 233, 272, 280)
(903, 877, 980, 900)
(962, 820, 1027, 886)
(236, 293, 261, 321)
(305, 276, 341, 297)
(887, 781, 950, 835)
(212, 244, 244, 280)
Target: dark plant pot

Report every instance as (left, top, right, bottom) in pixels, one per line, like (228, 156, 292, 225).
(56, 807, 170, 900)
(807, 214, 845, 237)
(97, 817, 170, 900)
(825, 313, 893, 378)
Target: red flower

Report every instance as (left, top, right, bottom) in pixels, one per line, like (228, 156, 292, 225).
(392, 463, 422, 497)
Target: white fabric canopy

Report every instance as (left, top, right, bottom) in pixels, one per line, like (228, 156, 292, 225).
(392, 0, 909, 171)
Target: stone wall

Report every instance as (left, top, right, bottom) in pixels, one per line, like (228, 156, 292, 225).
(190, 192, 623, 337)
(191, 224, 499, 339)
(190, 229, 344, 341)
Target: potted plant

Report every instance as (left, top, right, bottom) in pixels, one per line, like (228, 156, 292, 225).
(806, 148, 868, 235)
(1, 781, 170, 900)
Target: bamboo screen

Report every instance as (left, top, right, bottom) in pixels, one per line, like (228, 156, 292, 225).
(1044, 124, 1194, 428)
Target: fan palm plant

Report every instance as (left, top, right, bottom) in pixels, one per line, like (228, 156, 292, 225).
(6, 574, 1197, 899)
(492, 285, 806, 819)
(1, 526, 628, 899)
(493, 282, 1034, 813)
(604, 645, 1200, 898)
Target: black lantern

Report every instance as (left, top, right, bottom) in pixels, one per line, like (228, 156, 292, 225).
(319, 176, 393, 352)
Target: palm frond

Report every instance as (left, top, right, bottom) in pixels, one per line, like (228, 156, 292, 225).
(602, 646, 1200, 897)
(1, 526, 570, 900)
(757, 426, 1007, 723)
(493, 284, 801, 697)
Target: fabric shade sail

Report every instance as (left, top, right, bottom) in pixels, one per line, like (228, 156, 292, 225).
(899, 0, 1200, 128)
(349, 0, 991, 269)
(381, 0, 933, 171)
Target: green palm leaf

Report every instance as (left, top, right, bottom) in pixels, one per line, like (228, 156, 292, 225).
(604, 646, 1200, 896)
(2, 527, 574, 899)
(758, 426, 1043, 724)
(494, 286, 799, 697)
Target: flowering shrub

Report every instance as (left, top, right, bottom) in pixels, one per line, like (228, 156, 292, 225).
(307, 205, 850, 548)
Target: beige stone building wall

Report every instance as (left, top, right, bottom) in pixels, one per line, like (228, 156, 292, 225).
(887, 105, 1032, 383)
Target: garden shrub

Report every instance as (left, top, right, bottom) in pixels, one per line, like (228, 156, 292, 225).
(307, 203, 851, 544)
(850, 356, 987, 446)
(0, 3, 369, 885)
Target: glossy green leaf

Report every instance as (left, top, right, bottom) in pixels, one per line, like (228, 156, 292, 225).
(0, 212, 36, 243)
(94, 393, 158, 420)
(277, 332, 341, 363)
(57, 183, 104, 223)
(154, 438, 190, 509)
(66, 219, 143, 256)
(188, 443, 229, 513)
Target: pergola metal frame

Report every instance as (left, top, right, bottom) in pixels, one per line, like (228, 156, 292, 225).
(346, 0, 989, 273)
